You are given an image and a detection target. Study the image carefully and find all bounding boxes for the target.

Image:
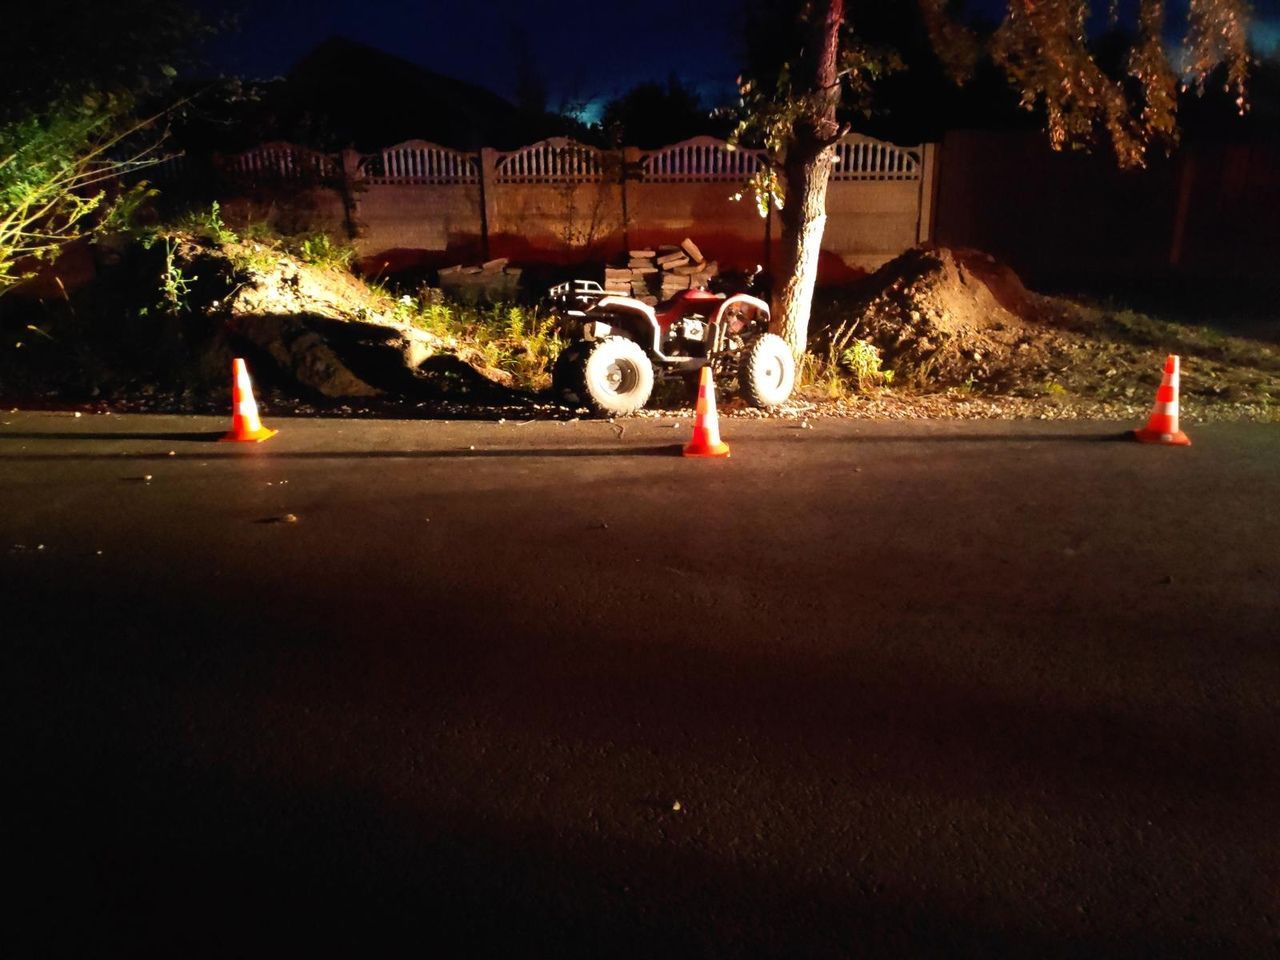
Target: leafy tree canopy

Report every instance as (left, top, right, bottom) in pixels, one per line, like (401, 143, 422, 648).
(0, 0, 221, 294)
(732, 0, 1255, 356)
(736, 0, 1254, 171)
(0, 0, 218, 120)
(601, 78, 730, 148)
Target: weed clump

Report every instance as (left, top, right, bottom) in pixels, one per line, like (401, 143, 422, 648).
(394, 296, 563, 391)
(295, 232, 354, 270)
(798, 311, 894, 400)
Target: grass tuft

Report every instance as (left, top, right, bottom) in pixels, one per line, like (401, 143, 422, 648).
(798, 316, 893, 399)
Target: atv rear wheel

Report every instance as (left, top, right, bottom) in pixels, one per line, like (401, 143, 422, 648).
(739, 333, 795, 409)
(581, 337, 654, 415)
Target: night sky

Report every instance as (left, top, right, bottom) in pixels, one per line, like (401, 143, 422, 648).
(203, 0, 750, 121)
(202, 0, 1280, 121)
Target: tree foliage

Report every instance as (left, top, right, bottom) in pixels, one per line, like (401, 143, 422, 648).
(734, 0, 1256, 355)
(601, 78, 723, 148)
(0, 0, 218, 295)
(0, 0, 216, 120)
(919, 0, 1251, 168)
(730, 4, 903, 213)
(0, 102, 162, 294)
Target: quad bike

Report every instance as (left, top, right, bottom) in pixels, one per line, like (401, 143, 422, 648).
(546, 274, 795, 416)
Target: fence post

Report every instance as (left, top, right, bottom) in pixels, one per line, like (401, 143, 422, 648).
(621, 146, 642, 252)
(339, 148, 365, 241)
(478, 147, 499, 260)
(917, 142, 939, 245)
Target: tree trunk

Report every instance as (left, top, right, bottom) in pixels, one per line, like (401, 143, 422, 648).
(770, 0, 844, 358)
(773, 146, 836, 356)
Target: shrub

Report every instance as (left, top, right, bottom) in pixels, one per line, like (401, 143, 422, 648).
(1, 100, 163, 294)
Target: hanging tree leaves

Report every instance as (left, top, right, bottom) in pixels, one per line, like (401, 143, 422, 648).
(729, 4, 904, 213)
(917, 0, 1253, 168)
(735, 0, 1255, 356)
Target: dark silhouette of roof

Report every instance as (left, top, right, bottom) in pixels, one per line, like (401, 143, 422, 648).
(283, 37, 569, 150)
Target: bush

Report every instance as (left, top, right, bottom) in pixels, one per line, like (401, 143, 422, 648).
(1, 99, 162, 293)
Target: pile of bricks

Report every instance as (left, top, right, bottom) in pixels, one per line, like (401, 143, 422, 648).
(603, 238, 719, 305)
(436, 258, 523, 303)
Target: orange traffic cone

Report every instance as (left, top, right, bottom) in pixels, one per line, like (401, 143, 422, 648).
(683, 366, 730, 458)
(221, 358, 278, 443)
(1132, 354, 1190, 446)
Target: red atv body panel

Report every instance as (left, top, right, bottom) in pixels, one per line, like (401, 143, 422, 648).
(653, 289, 724, 331)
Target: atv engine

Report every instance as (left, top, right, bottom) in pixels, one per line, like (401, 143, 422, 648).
(663, 315, 710, 356)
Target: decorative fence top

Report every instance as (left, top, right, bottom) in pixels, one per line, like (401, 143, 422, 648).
(213, 133, 925, 187)
(495, 138, 604, 184)
(365, 140, 479, 185)
(638, 136, 766, 183)
(226, 142, 338, 182)
(831, 135, 921, 181)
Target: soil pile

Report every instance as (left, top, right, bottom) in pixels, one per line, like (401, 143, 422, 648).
(0, 235, 516, 409)
(842, 247, 1069, 390)
(217, 241, 443, 399)
(833, 246, 1279, 408)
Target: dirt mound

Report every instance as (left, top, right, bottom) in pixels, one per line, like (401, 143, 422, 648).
(842, 246, 1073, 388)
(0, 234, 525, 410)
(213, 242, 442, 398)
(819, 245, 1280, 409)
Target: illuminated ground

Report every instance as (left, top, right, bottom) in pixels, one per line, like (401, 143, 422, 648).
(4, 413, 1278, 957)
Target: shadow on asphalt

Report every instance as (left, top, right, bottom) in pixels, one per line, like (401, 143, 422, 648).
(798, 431, 1134, 444)
(0, 430, 1136, 458)
(0, 446, 687, 461)
(0, 431, 226, 443)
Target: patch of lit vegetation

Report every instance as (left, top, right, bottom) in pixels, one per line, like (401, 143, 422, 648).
(398, 296, 564, 391)
(798, 323, 894, 400)
(163, 203, 354, 272)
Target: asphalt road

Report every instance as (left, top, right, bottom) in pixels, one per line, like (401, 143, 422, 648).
(3, 412, 1278, 958)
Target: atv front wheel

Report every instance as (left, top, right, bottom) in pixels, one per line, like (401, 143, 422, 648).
(739, 333, 796, 409)
(581, 337, 654, 415)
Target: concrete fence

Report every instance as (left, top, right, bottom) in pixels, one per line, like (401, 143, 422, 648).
(169, 133, 938, 279)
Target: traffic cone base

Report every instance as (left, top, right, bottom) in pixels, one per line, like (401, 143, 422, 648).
(1132, 426, 1190, 446)
(683, 366, 730, 458)
(1132, 354, 1191, 447)
(221, 424, 278, 443)
(221, 358, 278, 443)
(684, 436, 731, 458)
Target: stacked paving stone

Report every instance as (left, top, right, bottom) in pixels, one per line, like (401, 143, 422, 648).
(604, 238, 719, 305)
(437, 258, 523, 303)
